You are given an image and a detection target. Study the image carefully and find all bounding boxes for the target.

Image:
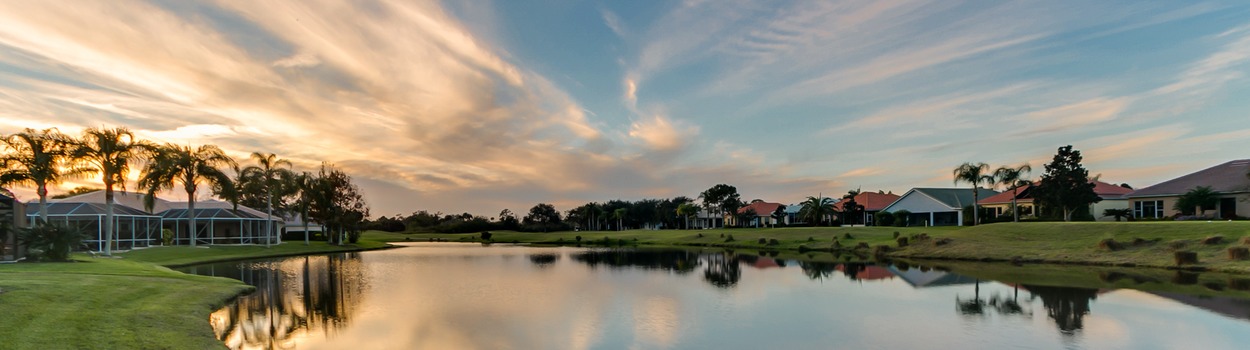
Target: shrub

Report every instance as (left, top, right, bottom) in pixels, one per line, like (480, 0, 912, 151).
(160, 229, 175, 246)
(832, 240, 842, 248)
(724, 234, 735, 243)
(1202, 236, 1225, 245)
(807, 236, 815, 242)
(934, 238, 953, 246)
(798, 244, 810, 252)
(892, 231, 900, 239)
(843, 233, 853, 239)
(875, 211, 895, 226)
(897, 237, 909, 247)
(575, 235, 582, 242)
(768, 238, 780, 246)
(1098, 238, 1122, 251)
(1174, 251, 1199, 265)
(856, 242, 869, 249)
(697, 233, 704, 238)
(17, 223, 87, 262)
(758, 238, 768, 244)
(1168, 240, 1188, 250)
(1229, 247, 1249, 260)
(893, 210, 912, 227)
(480, 231, 493, 241)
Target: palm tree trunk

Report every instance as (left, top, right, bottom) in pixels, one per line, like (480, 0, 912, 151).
(303, 207, 310, 246)
(265, 191, 273, 248)
(104, 186, 115, 255)
(1011, 187, 1019, 223)
(36, 183, 48, 225)
(188, 191, 197, 247)
(972, 187, 979, 226)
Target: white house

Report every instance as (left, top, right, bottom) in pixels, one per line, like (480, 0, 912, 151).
(880, 188, 1000, 226)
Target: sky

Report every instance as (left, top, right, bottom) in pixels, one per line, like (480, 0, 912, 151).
(2, 0, 1250, 217)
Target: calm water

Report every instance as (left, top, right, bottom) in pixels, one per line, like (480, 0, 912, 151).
(181, 243, 1250, 350)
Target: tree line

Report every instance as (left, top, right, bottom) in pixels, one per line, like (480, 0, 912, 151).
(0, 127, 370, 259)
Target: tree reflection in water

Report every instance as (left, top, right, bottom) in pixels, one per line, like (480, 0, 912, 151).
(570, 249, 701, 273)
(528, 253, 559, 268)
(202, 253, 367, 349)
(1023, 284, 1099, 334)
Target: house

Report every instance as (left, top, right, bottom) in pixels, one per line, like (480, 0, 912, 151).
(977, 180, 1132, 221)
(1125, 159, 1250, 219)
(733, 200, 785, 227)
(834, 191, 900, 226)
(880, 188, 1000, 226)
(2, 192, 28, 261)
(26, 191, 283, 250)
(784, 197, 840, 226)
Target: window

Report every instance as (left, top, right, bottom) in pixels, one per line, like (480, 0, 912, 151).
(1135, 200, 1164, 219)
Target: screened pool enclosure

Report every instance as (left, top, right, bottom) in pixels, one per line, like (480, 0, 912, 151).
(160, 207, 283, 245)
(28, 202, 163, 251)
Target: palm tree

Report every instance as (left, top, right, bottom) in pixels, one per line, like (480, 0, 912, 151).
(612, 208, 627, 231)
(138, 144, 235, 247)
(75, 127, 151, 256)
(0, 128, 85, 224)
(798, 195, 835, 226)
(290, 171, 316, 245)
(993, 164, 1032, 223)
(676, 203, 699, 229)
(242, 153, 293, 247)
(953, 162, 993, 226)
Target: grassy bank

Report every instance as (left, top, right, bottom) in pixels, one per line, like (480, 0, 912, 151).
(371, 221, 1250, 273)
(0, 239, 392, 349)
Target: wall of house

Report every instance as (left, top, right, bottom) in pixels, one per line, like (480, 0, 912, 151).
(1091, 199, 1130, 221)
(1129, 197, 1178, 219)
(1132, 194, 1250, 219)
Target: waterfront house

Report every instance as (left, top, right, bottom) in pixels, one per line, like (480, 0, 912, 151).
(1125, 159, 1250, 219)
(977, 180, 1132, 221)
(833, 191, 900, 226)
(881, 188, 1000, 226)
(733, 200, 785, 227)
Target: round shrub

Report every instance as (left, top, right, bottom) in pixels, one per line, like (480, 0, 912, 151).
(768, 238, 780, 246)
(724, 234, 735, 242)
(479, 231, 493, 241)
(758, 237, 768, 244)
(575, 235, 582, 242)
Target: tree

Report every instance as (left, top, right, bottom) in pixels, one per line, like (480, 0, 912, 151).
(1033, 146, 1100, 222)
(290, 171, 316, 245)
(875, 211, 895, 226)
(0, 128, 85, 225)
(51, 186, 101, 199)
(612, 208, 627, 231)
(953, 162, 994, 225)
(840, 189, 864, 225)
(993, 163, 1032, 223)
(676, 202, 699, 229)
(1174, 186, 1219, 217)
(498, 208, 520, 230)
(74, 127, 152, 256)
(770, 205, 787, 228)
(798, 195, 835, 226)
(243, 153, 293, 247)
(307, 164, 369, 244)
(138, 144, 236, 247)
(522, 203, 562, 232)
(1102, 208, 1132, 222)
(699, 184, 740, 228)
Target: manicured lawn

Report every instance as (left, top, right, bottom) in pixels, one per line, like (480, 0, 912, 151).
(0, 238, 393, 350)
(896, 221, 1250, 272)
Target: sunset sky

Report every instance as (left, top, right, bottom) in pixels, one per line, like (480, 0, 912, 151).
(3, 0, 1250, 216)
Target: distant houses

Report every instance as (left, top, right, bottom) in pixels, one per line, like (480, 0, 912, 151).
(834, 191, 899, 226)
(976, 180, 1132, 222)
(1125, 159, 1250, 220)
(733, 200, 785, 227)
(881, 188, 999, 226)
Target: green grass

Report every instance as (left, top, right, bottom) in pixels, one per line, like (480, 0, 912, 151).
(904, 259, 1250, 299)
(895, 221, 1250, 273)
(0, 237, 394, 350)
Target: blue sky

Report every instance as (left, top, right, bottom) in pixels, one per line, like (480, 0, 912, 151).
(2, 1, 1250, 216)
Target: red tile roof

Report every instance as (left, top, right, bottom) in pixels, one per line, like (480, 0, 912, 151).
(977, 180, 1133, 205)
(737, 201, 784, 216)
(833, 192, 901, 211)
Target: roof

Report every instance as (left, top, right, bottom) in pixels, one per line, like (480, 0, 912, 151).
(1128, 159, 1250, 197)
(834, 192, 900, 211)
(159, 207, 280, 221)
(978, 184, 1035, 205)
(737, 201, 784, 216)
(27, 202, 158, 217)
(977, 180, 1130, 204)
(911, 188, 999, 209)
(50, 190, 176, 213)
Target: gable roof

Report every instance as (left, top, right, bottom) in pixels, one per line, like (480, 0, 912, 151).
(1128, 159, 1250, 197)
(737, 201, 784, 216)
(50, 190, 176, 214)
(28, 202, 158, 217)
(833, 192, 901, 211)
(1092, 180, 1134, 198)
(910, 188, 999, 209)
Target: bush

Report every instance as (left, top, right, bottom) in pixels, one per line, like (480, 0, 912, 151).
(768, 238, 780, 246)
(348, 230, 361, 244)
(480, 231, 493, 241)
(843, 233, 853, 239)
(897, 237, 909, 247)
(1229, 247, 1249, 260)
(725, 234, 735, 242)
(17, 223, 87, 262)
(893, 210, 911, 227)
(758, 238, 768, 244)
(1174, 251, 1199, 265)
(1202, 236, 1224, 245)
(575, 235, 582, 242)
(161, 229, 175, 246)
(1098, 238, 1122, 251)
(875, 211, 895, 227)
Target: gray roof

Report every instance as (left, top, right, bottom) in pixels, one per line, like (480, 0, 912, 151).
(27, 202, 158, 217)
(1128, 159, 1250, 197)
(913, 188, 1000, 209)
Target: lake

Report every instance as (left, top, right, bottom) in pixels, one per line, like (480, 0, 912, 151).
(181, 242, 1250, 349)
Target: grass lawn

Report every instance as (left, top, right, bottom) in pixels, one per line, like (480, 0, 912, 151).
(0, 238, 393, 350)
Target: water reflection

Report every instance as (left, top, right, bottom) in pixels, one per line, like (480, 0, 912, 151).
(180, 245, 1250, 349)
(184, 253, 367, 349)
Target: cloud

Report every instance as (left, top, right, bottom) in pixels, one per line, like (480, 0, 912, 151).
(601, 9, 627, 37)
(272, 51, 321, 68)
(629, 114, 699, 152)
